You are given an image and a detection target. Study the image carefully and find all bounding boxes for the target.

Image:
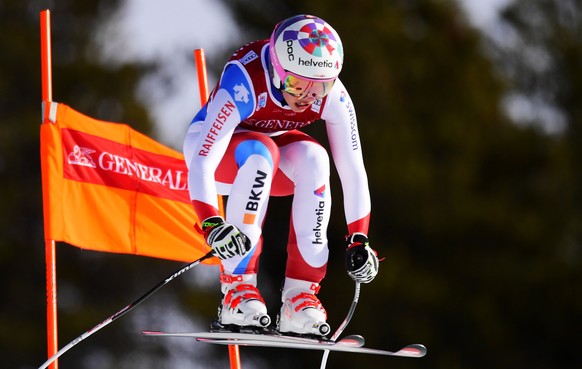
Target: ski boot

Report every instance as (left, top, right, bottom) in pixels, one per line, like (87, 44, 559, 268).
(277, 278, 331, 337)
(215, 273, 271, 330)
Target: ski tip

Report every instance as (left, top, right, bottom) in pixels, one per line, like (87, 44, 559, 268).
(142, 331, 164, 336)
(396, 344, 427, 358)
(338, 334, 365, 347)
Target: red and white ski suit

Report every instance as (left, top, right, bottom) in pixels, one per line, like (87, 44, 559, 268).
(183, 40, 370, 283)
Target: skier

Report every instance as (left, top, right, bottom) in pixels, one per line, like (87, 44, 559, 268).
(183, 14, 380, 336)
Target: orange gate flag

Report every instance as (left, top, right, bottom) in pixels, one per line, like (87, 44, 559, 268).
(41, 102, 218, 264)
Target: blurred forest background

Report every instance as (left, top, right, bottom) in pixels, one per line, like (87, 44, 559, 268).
(2, 0, 581, 368)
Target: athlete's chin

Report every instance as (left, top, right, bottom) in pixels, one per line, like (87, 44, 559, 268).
(290, 103, 311, 113)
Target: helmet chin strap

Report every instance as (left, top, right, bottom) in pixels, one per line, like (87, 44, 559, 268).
(269, 60, 282, 90)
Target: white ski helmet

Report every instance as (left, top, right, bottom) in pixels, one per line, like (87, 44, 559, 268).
(269, 15, 344, 90)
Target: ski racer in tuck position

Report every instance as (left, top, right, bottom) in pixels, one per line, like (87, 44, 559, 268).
(183, 14, 380, 336)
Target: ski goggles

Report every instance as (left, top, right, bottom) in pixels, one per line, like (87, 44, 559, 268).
(280, 72, 336, 100)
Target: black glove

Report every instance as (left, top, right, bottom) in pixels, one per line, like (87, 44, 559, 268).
(345, 233, 380, 283)
(201, 216, 251, 260)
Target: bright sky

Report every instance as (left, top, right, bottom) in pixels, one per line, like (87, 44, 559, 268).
(98, 0, 241, 149)
(457, 0, 514, 29)
(98, 0, 515, 148)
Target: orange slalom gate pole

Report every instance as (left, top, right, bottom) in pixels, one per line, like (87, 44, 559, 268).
(41, 10, 52, 105)
(194, 49, 209, 106)
(193, 48, 241, 369)
(40, 9, 59, 369)
(44, 240, 58, 369)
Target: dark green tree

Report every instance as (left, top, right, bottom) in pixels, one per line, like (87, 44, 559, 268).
(485, 1, 582, 367)
(1, 2, 225, 369)
(219, 1, 582, 369)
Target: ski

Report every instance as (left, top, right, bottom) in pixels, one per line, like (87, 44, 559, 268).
(143, 331, 365, 347)
(143, 331, 426, 358)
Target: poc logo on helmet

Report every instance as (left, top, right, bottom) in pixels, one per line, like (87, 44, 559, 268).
(286, 39, 294, 61)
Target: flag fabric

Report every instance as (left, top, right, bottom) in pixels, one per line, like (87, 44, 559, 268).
(40, 102, 218, 264)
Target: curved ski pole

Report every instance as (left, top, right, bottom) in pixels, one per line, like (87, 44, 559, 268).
(320, 281, 361, 369)
(37, 251, 215, 369)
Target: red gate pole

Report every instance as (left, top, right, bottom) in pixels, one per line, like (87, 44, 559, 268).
(193, 48, 242, 369)
(40, 9, 59, 369)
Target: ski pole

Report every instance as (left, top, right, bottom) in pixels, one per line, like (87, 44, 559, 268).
(37, 251, 215, 369)
(320, 281, 361, 369)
